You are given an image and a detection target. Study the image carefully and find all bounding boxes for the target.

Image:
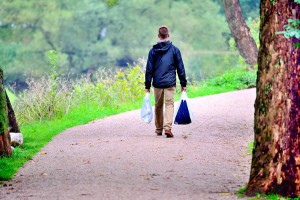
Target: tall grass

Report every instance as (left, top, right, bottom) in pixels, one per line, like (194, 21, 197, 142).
(14, 65, 145, 126)
(0, 62, 257, 181)
(6, 89, 16, 104)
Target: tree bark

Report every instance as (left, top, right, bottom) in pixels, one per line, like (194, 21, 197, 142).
(0, 68, 11, 157)
(246, 0, 300, 198)
(222, 0, 258, 69)
(6, 91, 20, 133)
(0, 130, 11, 157)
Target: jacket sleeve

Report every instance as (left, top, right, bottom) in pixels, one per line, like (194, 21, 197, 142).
(145, 49, 153, 89)
(174, 48, 187, 87)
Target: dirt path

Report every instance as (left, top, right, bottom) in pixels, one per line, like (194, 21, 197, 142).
(0, 89, 255, 200)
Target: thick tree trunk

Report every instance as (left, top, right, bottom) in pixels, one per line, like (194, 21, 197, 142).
(0, 68, 11, 157)
(222, 0, 258, 69)
(0, 130, 11, 157)
(245, 0, 300, 198)
(6, 91, 20, 133)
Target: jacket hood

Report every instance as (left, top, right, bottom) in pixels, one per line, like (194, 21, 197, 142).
(153, 41, 172, 52)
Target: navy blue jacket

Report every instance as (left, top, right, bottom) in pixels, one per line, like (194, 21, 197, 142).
(145, 41, 187, 89)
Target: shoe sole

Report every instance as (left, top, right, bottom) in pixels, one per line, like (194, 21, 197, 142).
(165, 133, 173, 138)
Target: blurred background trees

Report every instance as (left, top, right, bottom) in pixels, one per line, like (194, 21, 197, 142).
(0, 0, 260, 90)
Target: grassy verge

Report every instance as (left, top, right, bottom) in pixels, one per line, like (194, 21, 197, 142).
(0, 101, 142, 180)
(0, 66, 257, 181)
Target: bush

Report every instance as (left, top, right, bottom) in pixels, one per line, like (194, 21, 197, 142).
(14, 77, 73, 124)
(206, 67, 257, 89)
(13, 65, 145, 125)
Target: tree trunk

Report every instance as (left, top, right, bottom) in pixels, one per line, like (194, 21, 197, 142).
(222, 0, 258, 69)
(245, 0, 300, 198)
(0, 68, 11, 157)
(6, 91, 20, 133)
(0, 130, 11, 157)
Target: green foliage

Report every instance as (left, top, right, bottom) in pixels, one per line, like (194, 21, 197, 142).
(13, 64, 145, 125)
(47, 50, 58, 80)
(0, 0, 259, 87)
(276, 19, 300, 39)
(239, 0, 260, 19)
(248, 18, 260, 46)
(0, 84, 8, 134)
(237, 187, 247, 198)
(205, 68, 256, 89)
(15, 77, 73, 124)
(106, 0, 119, 7)
(212, 0, 260, 19)
(180, 67, 257, 100)
(276, 18, 300, 49)
(270, 0, 277, 6)
(295, 0, 300, 4)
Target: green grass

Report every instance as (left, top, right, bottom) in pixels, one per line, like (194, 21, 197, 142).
(6, 89, 16, 104)
(237, 187, 247, 198)
(237, 179, 300, 200)
(0, 66, 257, 181)
(248, 141, 254, 154)
(237, 192, 300, 200)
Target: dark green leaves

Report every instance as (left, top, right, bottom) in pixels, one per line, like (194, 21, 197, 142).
(106, 0, 119, 7)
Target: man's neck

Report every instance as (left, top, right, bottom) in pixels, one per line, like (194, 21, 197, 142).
(158, 38, 169, 43)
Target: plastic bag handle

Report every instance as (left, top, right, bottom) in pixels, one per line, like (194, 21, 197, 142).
(181, 91, 187, 100)
(145, 92, 150, 100)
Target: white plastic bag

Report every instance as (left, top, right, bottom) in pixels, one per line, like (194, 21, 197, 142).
(174, 91, 193, 125)
(141, 92, 153, 123)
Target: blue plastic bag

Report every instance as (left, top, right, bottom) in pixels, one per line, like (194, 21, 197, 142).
(141, 92, 153, 123)
(174, 92, 192, 125)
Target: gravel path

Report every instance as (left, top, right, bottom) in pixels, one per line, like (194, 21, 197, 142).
(0, 89, 255, 200)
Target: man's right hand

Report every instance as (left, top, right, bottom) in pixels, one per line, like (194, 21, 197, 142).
(145, 89, 150, 93)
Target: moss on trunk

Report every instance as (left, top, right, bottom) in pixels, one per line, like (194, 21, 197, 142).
(0, 68, 11, 157)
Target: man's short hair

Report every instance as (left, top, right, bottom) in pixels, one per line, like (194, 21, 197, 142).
(158, 26, 169, 39)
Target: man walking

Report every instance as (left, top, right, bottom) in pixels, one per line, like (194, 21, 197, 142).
(145, 26, 187, 138)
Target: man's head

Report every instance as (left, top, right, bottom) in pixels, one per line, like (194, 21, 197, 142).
(158, 26, 169, 40)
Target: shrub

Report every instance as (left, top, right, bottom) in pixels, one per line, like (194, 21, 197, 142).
(14, 77, 73, 125)
(13, 64, 145, 125)
(206, 67, 257, 90)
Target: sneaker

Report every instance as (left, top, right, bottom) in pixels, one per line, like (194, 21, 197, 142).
(164, 130, 173, 138)
(155, 130, 162, 136)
